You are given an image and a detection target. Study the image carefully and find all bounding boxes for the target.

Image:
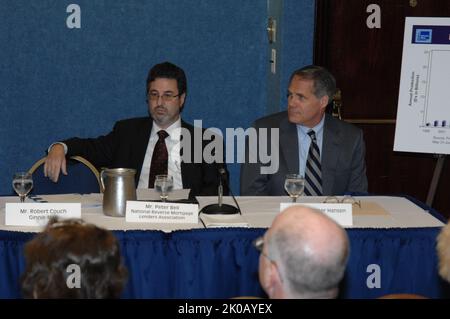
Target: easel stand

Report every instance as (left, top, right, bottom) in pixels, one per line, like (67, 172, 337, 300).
(426, 154, 446, 207)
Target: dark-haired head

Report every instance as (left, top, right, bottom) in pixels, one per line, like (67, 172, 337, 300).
(146, 61, 187, 97)
(21, 217, 127, 299)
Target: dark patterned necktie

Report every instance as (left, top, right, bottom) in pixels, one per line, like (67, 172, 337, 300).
(148, 130, 169, 188)
(304, 130, 323, 196)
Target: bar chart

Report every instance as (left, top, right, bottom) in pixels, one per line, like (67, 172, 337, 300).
(422, 50, 450, 129)
(394, 17, 450, 155)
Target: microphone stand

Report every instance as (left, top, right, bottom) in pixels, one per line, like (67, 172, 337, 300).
(200, 170, 240, 215)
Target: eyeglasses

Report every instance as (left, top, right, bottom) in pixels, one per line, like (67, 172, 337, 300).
(147, 92, 181, 102)
(323, 195, 361, 208)
(253, 236, 274, 262)
(253, 236, 284, 283)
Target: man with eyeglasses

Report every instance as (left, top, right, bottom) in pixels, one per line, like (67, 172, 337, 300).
(255, 206, 349, 299)
(44, 61, 226, 197)
(241, 65, 367, 196)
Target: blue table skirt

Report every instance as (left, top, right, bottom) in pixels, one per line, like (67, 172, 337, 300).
(0, 226, 448, 299)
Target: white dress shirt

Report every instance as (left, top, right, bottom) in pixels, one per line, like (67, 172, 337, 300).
(296, 115, 325, 178)
(137, 118, 183, 189)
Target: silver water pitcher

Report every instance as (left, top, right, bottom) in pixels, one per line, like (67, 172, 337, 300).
(100, 168, 137, 217)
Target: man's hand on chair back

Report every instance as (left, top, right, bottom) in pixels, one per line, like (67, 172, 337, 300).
(44, 144, 67, 182)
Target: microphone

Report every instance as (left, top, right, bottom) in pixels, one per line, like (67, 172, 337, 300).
(200, 167, 241, 215)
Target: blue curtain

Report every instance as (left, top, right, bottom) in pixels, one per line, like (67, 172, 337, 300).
(1, 225, 447, 299)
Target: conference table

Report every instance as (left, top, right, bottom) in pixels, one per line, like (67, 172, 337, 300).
(0, 193, 447, 299)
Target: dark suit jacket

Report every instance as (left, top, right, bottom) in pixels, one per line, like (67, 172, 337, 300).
(64, 117, 226, 198)
(240, 112, 368, 196)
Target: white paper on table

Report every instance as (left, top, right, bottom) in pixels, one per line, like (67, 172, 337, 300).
(136, 188, 190, 201)
(29, 194, 82, 203)
(80, 193, 103, 208)
(199, 213, 249, 228)
(0, 196, 28, 209)
(29, 193, 103, 208)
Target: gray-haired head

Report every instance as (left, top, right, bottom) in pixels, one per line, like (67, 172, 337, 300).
(289, 65, 336, 101)
(266, 206, 349, 299)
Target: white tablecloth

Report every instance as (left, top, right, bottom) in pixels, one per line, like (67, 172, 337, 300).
(0, 194, 444, 233)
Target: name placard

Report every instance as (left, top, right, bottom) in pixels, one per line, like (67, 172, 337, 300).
(126, 201, 198, 224)
(280, 203, 353, 226)
(5, 203, 82, 226)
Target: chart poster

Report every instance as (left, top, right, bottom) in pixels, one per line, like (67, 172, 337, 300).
(394, 17, 450, 154)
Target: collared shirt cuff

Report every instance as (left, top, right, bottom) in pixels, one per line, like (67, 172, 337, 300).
(48, 142, 68, 155)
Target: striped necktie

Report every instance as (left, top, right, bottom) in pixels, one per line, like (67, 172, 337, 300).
(304, 130, 323, 196)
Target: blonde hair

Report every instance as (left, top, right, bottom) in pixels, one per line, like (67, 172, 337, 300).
(437, 223, 450, 282)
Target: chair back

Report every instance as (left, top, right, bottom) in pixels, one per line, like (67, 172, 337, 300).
(28, 156, 102, 195)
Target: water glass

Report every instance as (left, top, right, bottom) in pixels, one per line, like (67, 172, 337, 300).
(12, 172, 33, 203)
(284, 174, 305, 202)
(154, 175, 174, 202)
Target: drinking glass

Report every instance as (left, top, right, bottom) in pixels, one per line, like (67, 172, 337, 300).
(154, 175, 173, 202)
(284, 174, 305, 202)
(12, 172, 33, 203)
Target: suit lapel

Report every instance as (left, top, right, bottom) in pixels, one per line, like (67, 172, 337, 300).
(321, 114, 340, 194)
(279, 116, 299, 175)
(180, 120, 194, 188)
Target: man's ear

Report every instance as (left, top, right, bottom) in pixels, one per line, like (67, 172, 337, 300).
(270, 262, 283, 289)
(319, 95, 329, 111)
(263, 262, 283, 298)
(260, 261, 272, 293)
(179, 93, 186, 110)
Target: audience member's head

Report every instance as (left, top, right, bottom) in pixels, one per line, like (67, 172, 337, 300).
(256, 206, 349, 299)
(21, 218, 127, 299)
(437, 222, 450, 283)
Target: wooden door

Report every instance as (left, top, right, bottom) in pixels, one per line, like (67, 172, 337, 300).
(314, 0, 450, 218)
